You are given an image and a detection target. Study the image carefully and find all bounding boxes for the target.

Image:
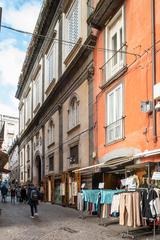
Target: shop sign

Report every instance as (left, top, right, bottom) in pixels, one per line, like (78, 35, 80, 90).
(152, 172, 160, 180)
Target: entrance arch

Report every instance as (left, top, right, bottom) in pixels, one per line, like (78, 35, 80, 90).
(35, 154, 42, 187)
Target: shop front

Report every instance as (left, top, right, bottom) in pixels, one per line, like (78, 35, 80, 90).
(76, 149, 160, 238)
(54, 176, 62, 205)
(61, 170, 81, 208)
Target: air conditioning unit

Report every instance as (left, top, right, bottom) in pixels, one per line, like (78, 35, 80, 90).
(154, 83, 160, 100)
(140, 101, 153, 113)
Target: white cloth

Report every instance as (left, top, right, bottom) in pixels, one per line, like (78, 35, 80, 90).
(77, 192, 84, 211)
(111, 194, 120, 214)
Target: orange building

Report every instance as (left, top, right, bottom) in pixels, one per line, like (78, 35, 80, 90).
(87, 0, 160, 188)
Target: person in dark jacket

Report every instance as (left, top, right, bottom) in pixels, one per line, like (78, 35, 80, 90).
(21, 185, 27, 203)
(10, 187, 16, 204)
(1, 184, 8, 203)
(27, 184, 39, 218)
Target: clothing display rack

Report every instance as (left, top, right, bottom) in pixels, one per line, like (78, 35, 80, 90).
(119, 188, 160, 239)
(77, 189, 124, 224)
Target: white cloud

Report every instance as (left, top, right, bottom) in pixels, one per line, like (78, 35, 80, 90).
(0, 102, 18, 117)
(0, 38, 25, 86)
(2, 1, 42, 32)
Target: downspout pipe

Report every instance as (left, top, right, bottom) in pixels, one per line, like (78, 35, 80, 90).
(151, 0, 157, 142)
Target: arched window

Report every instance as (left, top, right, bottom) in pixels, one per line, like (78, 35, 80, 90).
(69, 96, 79, 130)
(48, 120, 55, 146)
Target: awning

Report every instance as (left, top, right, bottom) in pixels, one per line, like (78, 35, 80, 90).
(73, 156, 134, 173)
(0, 151, 8, 170)
(134, 149, 160, 158)
(73, 147, 140, 173)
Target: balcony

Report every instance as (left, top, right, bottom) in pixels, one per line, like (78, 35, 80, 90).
(105, 116, 125, 145)
(100, 44, 127, 87)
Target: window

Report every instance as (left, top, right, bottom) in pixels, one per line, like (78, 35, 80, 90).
(105, 7, 124, 80)
(20, 105, 24, 132)
(106, 84, 123, 143)
(70, 145, 78, 164)
(69, 96, 79, 130)
(46, 42, 58, 85)
(25, 90, 31, 123)
(33, 71, 41, 110)
(27, 167, 30, 180)
(20, 152, 23, 166)
(87, 0, 94, 18)
(7, 123, 15, 134)
(66, 0, 80, 55)
(48, 120, 55, 146)
(49, 155, 54, 171)
(21, 172, 23, 181)
(27, 145, 30, 162)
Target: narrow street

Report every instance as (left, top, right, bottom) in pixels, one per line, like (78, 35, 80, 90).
(0, 200, 123, 240)
(0, 199, 159, 240)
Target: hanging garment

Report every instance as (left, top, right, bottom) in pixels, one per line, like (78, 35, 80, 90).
(132, 192, 141, 227)
(119, 193, 133, 227)
(153, 189, 160, 217)
(77, 192, 84, 211)
(111, 194, 120, 215)
(141, 189, 158, 219)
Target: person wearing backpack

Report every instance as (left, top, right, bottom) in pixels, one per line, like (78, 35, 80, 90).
(27, 183, 39, 218)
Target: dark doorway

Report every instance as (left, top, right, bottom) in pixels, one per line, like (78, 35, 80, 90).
(36, 155, 41, 186)
(92, 173, 103, 189)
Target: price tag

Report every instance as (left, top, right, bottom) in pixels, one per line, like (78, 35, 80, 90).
(152, 172, 160, 180)
(98, 182, 104, 189)
(81, 183, 85, 189)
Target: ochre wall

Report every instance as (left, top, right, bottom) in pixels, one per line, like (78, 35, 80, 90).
(93, 0, 160, 163)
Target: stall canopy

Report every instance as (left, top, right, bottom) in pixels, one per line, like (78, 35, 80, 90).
(73, 147, 141, 173)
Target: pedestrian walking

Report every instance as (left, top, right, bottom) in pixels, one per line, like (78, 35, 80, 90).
(1, 184, 8, 203)
(10, 187, 16, 204)
(21, 185, 27, 203)
(27, 183, 39, 218)
(16, 186, 21, 202)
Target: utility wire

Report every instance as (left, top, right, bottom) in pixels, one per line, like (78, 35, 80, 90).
(1, 24, 140, 57)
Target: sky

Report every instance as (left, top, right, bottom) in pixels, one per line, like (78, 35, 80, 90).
(0, 0, 42, 117)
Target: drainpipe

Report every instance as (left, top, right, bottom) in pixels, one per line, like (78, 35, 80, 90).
(151, 0, 157, 142)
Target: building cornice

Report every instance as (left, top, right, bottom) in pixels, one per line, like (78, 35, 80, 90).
(15, 0, 61, 99)
(87, 0, 124, 30)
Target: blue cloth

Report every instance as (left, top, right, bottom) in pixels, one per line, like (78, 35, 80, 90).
(82, 190, 100, 204)
(82, 189, 125, 204)
(100, 190, 125, 204)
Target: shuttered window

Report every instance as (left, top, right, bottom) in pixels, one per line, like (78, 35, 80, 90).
(67, 0, 80, 54)
(69, 96, 79, 130)
(106, 84, 123, 143)
(46, 42, 58, 85)
(49, 155, 54, 171)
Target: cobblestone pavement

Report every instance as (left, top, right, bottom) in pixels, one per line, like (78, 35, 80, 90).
(0, 199, 159, 240)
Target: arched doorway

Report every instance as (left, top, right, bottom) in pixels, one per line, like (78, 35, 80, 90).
(35, 155, 41, 187)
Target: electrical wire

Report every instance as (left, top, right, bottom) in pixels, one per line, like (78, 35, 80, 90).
(1, 24, 140, 57)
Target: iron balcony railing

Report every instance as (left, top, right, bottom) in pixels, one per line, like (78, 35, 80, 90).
(100, 43, 127, 86)
(105, 116, 125, 144)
